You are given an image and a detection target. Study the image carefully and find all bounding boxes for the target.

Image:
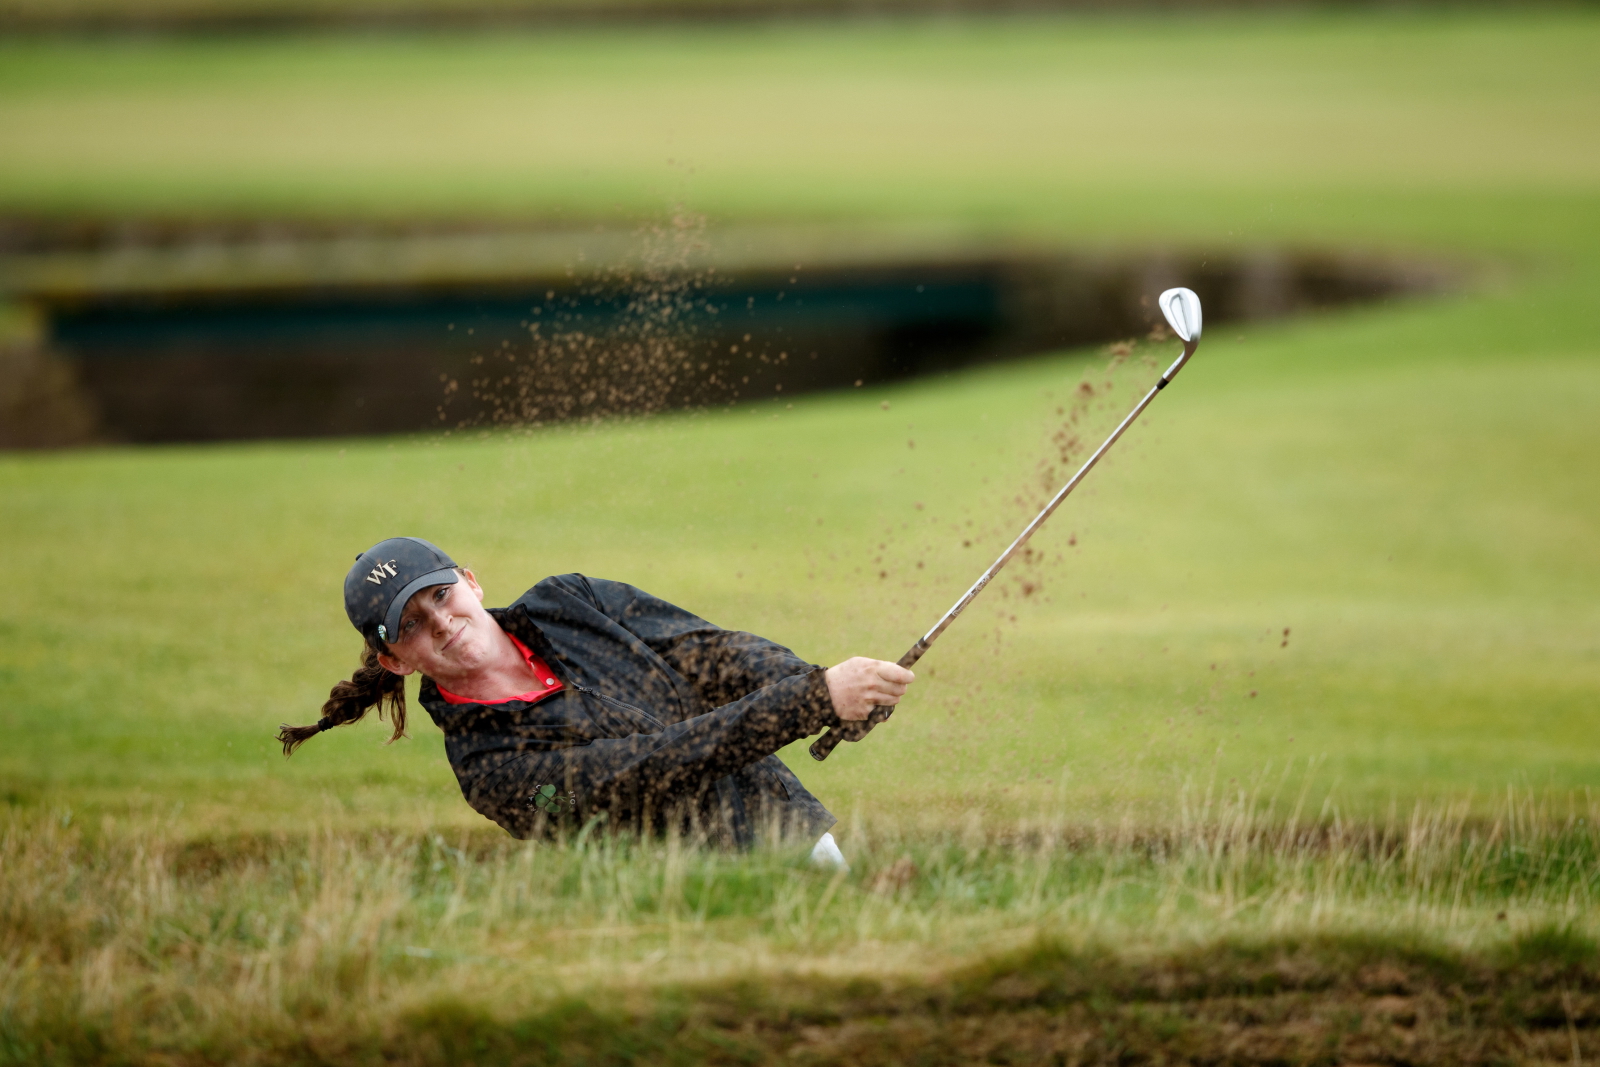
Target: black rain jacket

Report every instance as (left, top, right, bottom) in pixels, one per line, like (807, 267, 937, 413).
(417, 574, 840, 846)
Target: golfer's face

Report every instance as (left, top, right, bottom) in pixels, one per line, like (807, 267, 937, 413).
(387, 576, 493, 676)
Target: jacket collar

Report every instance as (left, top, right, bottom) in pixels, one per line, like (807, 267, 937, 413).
(488, 605, 562, 666)
(419, 606, 564, 714)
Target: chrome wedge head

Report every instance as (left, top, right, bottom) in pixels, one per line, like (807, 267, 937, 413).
(1158, 287, 1203, 345)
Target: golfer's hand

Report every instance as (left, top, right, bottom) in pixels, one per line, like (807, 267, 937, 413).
(825, 657, 915, 721)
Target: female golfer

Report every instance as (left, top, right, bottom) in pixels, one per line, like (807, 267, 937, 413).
(278, 537, 913, 852)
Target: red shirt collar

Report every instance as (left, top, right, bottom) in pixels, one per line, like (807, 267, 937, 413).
(435, 633, 564, 706)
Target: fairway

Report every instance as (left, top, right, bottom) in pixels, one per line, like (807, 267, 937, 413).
(1, 10, 1599, 234)
(3, 9, 1600, 1063)
(4, 281, 1598, 830)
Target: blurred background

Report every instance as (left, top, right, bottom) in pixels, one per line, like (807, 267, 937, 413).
(1, 0, 1597, 833)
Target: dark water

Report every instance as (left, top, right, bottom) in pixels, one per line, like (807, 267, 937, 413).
(25, 238, 1445, 443)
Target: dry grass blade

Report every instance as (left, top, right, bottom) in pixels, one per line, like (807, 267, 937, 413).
(2, 792, 1598, 1063)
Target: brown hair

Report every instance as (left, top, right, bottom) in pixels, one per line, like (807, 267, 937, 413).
(276, 641, 408, 756)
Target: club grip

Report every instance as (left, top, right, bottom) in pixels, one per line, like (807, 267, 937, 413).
(808, 704, 894, 761)
(807, 640, 928, 762)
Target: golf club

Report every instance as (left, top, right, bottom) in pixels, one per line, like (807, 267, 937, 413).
(809, 287, 1204, 761)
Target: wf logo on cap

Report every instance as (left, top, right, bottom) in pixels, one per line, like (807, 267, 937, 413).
(364, 560, 399, 585)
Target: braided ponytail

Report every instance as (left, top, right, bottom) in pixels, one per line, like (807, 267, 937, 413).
(277, 642, 408, 756)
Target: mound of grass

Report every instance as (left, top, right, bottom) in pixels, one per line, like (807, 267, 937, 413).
(4, 801, 1597, 1065)
(376, 939, 1600, 1067)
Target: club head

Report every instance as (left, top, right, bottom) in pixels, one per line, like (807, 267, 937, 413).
(1158, 287, 1203, 345)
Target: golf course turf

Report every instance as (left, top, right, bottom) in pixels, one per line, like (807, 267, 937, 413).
(1, 7, 1598, 1063)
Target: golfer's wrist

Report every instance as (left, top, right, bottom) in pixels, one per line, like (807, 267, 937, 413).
(807, 667, 846, 730)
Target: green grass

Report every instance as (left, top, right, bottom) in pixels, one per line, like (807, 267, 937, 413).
(0, 10, 1597, 241)
(4, 0, 1161, 32)
(1, 8, 1597, 829)
(5, 795, 1600, 1064)
(2, 9, 1600, 1061)
(0, 0, 846, 28)
(3, 289, 1596, 829)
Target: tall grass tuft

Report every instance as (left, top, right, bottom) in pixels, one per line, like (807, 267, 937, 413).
(2, 790, 1596, 1063)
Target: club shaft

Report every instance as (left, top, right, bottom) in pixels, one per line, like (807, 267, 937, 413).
(919, 343, 1194, 649)
(809, 341, 1196, 762)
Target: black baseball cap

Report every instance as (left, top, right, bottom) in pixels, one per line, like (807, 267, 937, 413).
(344, 537, 460, 646)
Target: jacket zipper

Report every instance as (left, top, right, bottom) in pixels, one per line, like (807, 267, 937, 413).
(570, 682, 668, 731)
(497, 607, 671, 731)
